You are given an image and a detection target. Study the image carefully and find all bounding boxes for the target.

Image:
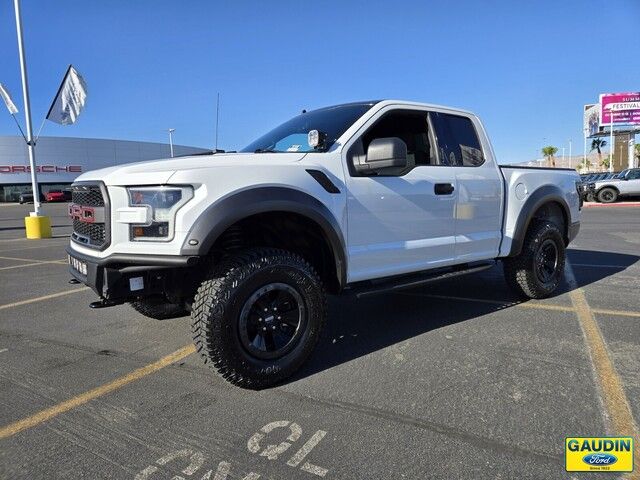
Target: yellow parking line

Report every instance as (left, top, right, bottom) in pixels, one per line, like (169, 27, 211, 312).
(0, 255, 58, 264)
(398, 292, 640, 318)
(0, 243, 68, 254)
(0, 287, 89, 311)
(0, 260, 67, 271)
(398, 292, 576, 313)
(0, 344, 196, 440)
(565, 264, 640, 479)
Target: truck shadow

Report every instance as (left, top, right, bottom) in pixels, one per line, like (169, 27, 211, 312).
(289, 248, 639, 384)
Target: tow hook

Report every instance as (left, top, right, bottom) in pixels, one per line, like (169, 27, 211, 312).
(89, 299, 124, 309)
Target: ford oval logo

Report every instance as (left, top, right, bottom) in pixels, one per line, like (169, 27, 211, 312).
(582, 453, 617, 465)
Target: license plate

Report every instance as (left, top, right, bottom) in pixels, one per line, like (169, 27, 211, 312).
(68, 255, 88, 275)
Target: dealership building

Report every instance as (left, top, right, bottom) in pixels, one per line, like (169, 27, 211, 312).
(0, 135, 209, 202)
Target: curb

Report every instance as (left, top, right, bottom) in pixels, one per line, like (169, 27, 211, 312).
(584, 202, 640, 208)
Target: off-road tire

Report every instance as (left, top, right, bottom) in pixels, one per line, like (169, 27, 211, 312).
(503, 221, 565, 299)
(597, 187, 618, 203)
(130, 296, 187, 320)
(191, 248, 326, 389)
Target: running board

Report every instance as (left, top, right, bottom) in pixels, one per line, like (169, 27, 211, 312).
(353, 262, 495, 299)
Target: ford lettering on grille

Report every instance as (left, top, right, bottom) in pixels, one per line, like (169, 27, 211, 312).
(69, 204, 96, 223)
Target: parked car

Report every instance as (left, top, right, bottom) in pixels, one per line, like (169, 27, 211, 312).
(18, 191, 46, 204)
(45, 189, 72, 202)
(586, 168, 640, 203)
(67, 99, 582, 388)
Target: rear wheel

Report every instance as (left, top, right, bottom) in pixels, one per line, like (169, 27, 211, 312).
(130, 296, 187, 320)
(503, 221, 565, 299)
(191, 248, 326, 389)
(597, 187, 618, 203)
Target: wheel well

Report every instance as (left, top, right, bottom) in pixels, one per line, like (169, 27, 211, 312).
(529, 201, 568, 244)
(210, 212, 341, 293)
(597, 185, 619, 193)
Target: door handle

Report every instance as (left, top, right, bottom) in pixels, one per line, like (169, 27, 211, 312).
(434, 183, 455, 195)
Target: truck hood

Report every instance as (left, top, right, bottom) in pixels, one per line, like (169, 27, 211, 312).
(74, 152, 307, 186)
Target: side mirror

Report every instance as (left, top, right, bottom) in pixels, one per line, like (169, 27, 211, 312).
(355, 137, 407, 173)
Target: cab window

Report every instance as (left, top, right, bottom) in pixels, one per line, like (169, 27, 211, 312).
(430, 112, 484, 166)
(360, 110, 436, 167)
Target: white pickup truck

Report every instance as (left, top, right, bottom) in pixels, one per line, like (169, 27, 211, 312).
(67, 100, 582, 388)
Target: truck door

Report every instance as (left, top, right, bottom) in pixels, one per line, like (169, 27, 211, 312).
(343, 108, 458, 283)
(619, 168, 640, 195)
(430, 112, 503, 262)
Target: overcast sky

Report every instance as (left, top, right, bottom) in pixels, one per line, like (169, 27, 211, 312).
(0, 0, 638, 163)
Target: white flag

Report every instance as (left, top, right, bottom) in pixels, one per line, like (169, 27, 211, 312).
(0, 83, 19, 115)
(46, 65, 88, 125)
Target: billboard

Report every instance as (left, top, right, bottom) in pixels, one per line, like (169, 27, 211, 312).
(583, 104, 600, 137)
(600, 92, 640, 126)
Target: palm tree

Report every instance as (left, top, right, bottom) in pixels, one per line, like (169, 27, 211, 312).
(542, 146, 558, 167)
(590, 139, 607, 169)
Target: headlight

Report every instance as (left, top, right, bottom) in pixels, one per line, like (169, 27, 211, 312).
(127, 185, 193, 241)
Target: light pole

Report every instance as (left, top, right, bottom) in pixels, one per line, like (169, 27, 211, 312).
(608, 106, 614, 173)
(568, 139, 572, 168)
(168, 128, 175, 158)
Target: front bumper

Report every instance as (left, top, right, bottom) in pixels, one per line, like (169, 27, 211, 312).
(66, 246, 200, 301)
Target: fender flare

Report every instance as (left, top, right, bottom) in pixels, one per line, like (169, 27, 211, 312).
(508, 185, 571, 257)
(180, 187, 347, 287)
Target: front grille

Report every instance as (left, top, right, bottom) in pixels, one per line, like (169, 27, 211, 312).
(71, 183, 110, 250)
(71, 186, 104, 206)
(73, 219, 106, 245)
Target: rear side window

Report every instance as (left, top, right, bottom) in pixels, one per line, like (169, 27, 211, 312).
(627, 169, 640, 180)
(431, 112, 484, 166)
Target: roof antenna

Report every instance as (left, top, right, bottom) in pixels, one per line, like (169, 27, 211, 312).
(302, 109, 307, 113)
(215, 93, 220, 151)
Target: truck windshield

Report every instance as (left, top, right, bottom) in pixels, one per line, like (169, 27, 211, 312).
(241, 102, 377, 153)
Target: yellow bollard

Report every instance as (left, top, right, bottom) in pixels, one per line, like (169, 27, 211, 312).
(24, 215, 52, 239)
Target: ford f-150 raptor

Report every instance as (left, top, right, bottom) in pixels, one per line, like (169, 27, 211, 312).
(66, 100, 582, 388)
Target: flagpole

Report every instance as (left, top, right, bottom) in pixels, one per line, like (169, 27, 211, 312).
(14, 0, 51, 238)
(14, 0, 40, 216)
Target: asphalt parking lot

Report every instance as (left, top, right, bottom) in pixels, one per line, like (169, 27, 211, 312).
(0, 202, 639, 479)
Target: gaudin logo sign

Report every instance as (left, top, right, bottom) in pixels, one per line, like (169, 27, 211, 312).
(0, 165, 82, 174)
(565, 437, 633, 472)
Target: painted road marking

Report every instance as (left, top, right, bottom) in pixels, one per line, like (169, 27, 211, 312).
(565, 262, 640, 480)
(248, 421, 328, 477)
(0, 255, 53, 263)
(135, 450, 260, 480)
(397, 292, 640, 319)
(0, 287, 90, 312)
(0, 344, 195, 440)
(0, 348, 8, 354)
(0, 260, 67, 271)
(137, 421, 330, 479)
(0, 242, 70, 254)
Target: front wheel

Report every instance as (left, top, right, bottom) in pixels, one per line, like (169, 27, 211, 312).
(503, 221, 565, 299)
(191, 248, 326, 389)
(597, 187, 618, 203)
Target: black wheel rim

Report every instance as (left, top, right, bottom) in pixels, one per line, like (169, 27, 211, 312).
(535, 239, 559, 284)
(601, 190, 613, 202)
(239, 283, 306, 360)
